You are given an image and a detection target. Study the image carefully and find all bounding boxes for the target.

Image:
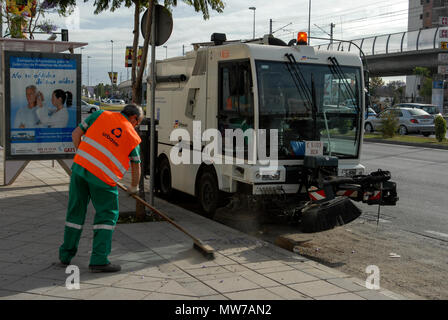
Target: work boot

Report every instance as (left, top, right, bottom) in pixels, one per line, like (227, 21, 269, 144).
(88, 263, 121, 273)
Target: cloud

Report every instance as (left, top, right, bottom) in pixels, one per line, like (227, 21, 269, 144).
(27, 0, 410, 85)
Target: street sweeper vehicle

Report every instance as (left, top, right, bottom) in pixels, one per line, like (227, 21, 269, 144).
(145, 32, 398, 233)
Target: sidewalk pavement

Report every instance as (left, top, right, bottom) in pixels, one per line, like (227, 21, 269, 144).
(0, 158, 408, 300)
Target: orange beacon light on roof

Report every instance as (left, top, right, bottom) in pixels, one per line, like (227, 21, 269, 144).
(297, 32, 308, 45)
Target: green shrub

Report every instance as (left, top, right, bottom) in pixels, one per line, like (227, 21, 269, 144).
(380, 111, 399, 138)
(337, 119, 353, 134)
(434, 115, 447, 142)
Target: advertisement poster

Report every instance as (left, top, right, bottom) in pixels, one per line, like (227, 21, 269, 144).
(125, 46, 143, 67)
(4, 51, 81, 160)
(108, 71, 118, 84)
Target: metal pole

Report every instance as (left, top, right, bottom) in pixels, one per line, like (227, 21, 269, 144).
(87, 56, 91, 87)
(249, 7, 256, 39)
(253, 9, 256, 39)
(269, 19, 273, 35)
(308, 0, 311, 45)
(330, 23, 335, 44)
(111, 40, 114, 86)
(0, 1, 3, 38)
(149, 5, 156, 206)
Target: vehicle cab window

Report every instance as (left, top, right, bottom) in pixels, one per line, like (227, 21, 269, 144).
(218, 60, 254, 155)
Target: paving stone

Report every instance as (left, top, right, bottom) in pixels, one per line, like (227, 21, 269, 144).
(156, 279, 199, 296)
(226, 251, 272, 264)
(203, 276, 260, 294)
(210, 253, 237, 266)
(224, 288, 284, 300)
(288, 280, 348, 297)
(0, 239, 28, 250)
(131, 264, 192, 280)
(0, 261, 52, 276)
(112, 275, 170, 292)
(199, 294, 229, 300)
(143, 292, 199, 300)
(195, 272, 239, 282)
(356, 290, 395, 300)
(222, 264, 252, 273)
(237, 270, 281, 288)
(242, 260, 287, 271)
(265, 269, 318, 285)
(186, 266, 230, 277)
(82, 272, 134, 286)
(327, 277, 368, 292)
(0, 290, 72, 300)
(0, 274, 23, 288)
(265, 286, 312, 300)
(313, 264, 349, 278)
(316, 292, 366, 300)
(301, 267, 348, 280)
(87, 287, 150, 300)
(176, 280, 220, 297)
(41, 283, 105, 300)
(255, 265, 296, 274)
(2, 276, 62, 295)
(378, 289, 407, 300)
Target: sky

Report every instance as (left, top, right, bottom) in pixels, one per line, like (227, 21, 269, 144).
(19, 0, 412, 86)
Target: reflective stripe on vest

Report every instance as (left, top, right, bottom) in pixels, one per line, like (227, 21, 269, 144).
(73, 111, 141, 186)
(76, 149, 120, 183)
(83, 136, 127, 175)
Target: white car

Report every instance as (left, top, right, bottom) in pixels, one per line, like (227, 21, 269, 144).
(81, 100, 100, 113)
(108, 99, 126, 105)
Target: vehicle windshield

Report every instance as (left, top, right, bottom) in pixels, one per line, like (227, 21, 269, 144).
(409, 108, 430, 116)
(419, 106, 437, 114)
(256, 60, 362, 159)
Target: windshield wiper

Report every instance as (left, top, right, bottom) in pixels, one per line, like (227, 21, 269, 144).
(284, 53, 313, 113)
(328, 56, 361, 147)
(328, 56, 360, 114)
(284, 53, 320, 141)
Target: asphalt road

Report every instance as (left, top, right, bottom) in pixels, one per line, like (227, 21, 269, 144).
(360, 141, 448, 241)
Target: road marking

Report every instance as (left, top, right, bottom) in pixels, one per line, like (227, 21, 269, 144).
(425, 230, 448, 238)
(392, 157, 435, 164)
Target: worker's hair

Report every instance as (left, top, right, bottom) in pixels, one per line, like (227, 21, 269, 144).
(121, 104, 143, 119)
(26, 85, 36, 92)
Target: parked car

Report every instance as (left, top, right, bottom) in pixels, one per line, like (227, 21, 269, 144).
(394, 103, 442, 118)
(81, 100, 100, 113)
(367, 107, 377, 117)
(364, 107, 434, 136)
(108, 99, 126, 105)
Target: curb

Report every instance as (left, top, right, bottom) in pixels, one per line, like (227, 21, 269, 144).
(364, 138, 448, 150)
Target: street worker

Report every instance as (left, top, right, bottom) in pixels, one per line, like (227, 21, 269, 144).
(58, 104, 143, 272)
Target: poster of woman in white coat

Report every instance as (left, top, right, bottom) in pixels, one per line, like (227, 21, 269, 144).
(35, 89, 73, 128)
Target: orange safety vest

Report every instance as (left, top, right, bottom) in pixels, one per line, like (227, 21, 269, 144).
(74, 111, 141, 186)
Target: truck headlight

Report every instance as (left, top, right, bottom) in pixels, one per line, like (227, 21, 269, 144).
(255, 170, 281, 181)
(341, 168, 364, 177)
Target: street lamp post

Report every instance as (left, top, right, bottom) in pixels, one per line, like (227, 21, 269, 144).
(249, 7, 256, 39)
(87, 56, 92, 87)
(308, 0, 311, 45)
(163, 45, 168, 59)
(110, 40, 114, 86)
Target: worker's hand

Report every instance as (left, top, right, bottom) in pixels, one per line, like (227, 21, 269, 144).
(127, 185, 139, 195)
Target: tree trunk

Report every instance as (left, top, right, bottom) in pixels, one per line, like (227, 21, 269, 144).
(131, 1, 146, 221)
(131, 1, 156, 222)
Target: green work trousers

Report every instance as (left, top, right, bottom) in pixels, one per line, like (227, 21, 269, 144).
(59, 172, 119, 266)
